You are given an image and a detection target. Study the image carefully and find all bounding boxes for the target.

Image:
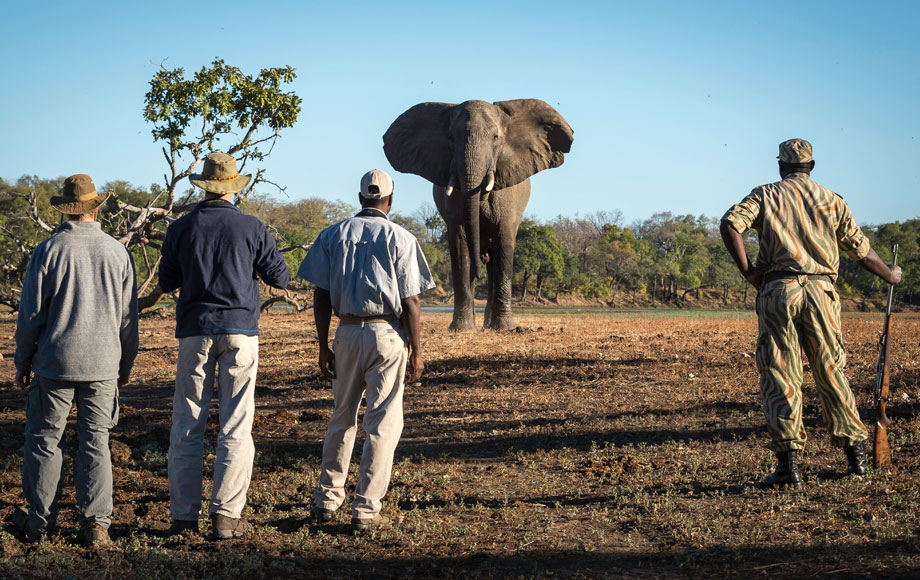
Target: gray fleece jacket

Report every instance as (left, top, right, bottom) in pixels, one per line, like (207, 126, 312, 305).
(14, 221, 139, 381)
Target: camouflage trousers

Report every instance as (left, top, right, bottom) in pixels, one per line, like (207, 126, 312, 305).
(755, 276, 868, 452)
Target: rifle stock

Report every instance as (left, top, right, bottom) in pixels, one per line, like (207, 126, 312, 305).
(873, 317, 892, 468)
(872, 243, 898, 469)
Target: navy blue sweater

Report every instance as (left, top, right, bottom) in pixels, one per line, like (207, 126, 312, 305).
(159, 199, 289, 337)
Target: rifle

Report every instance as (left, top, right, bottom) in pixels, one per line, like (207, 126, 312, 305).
(872, 243, 898, 469)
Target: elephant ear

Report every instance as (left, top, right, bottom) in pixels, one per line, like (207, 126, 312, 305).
(493, 99, 574, 190)
(383, 102, 455, 187)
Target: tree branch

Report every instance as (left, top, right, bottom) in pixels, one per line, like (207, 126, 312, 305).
(277, 243, 312, 253)
(26, 191, 56, 233)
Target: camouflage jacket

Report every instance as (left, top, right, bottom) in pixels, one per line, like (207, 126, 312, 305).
(722, 172, 870, 280)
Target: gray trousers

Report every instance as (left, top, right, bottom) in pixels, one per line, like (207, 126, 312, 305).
(314, 321, 407, 519)
(23, 375, 119, 532)
(168, 334, 258, 521)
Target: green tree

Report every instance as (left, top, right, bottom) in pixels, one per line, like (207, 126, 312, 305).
(131, 58, 301, 307)
(515, 219, 566, 300)
(586, 223, 640, 297)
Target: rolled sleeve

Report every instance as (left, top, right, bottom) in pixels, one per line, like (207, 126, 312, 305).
(396, 239, 436, 300)
(297, 233, 330, 290)
(836, 198, 871, 261)
(721, 190, 763, 235)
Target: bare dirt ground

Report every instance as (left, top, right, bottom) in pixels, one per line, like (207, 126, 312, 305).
(1, 309, 919, 579)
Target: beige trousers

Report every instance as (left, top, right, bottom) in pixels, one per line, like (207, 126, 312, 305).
(168, 334, 259, 520)
(314, 321, 407, 519)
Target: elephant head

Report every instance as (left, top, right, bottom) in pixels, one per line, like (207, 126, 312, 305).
(383, 99, 573, 282)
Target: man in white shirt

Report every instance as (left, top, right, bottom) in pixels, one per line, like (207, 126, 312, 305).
(298, 169, 434, 531)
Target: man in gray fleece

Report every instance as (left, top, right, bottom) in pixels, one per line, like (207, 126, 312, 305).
(12, 174, 139, 547)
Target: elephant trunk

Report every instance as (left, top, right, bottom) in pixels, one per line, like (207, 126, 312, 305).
(463, 189, 482, 283)
(455, 136, 492, 284)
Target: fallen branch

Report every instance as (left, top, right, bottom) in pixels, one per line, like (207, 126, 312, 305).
(260, 289, 305, 312)
(278, 243, 312, 253)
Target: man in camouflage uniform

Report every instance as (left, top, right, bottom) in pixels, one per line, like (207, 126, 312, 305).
(720, 138, 901, 489)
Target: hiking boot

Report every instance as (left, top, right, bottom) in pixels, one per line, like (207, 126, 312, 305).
(82, 523, 112, 548)
(844, 441, 868, 476)
(11, 507, 44, 543)
(210, 514, 251, 540)
(761, 450, 803, 490)
(311, 506, 335, 523)
(351, 514, 391, 532)
(167, 519, 200, 536)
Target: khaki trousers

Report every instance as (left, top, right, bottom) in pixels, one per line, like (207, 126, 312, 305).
(314, 321, 407, 519)
(168, 334, 258, 520)
(756, 277, 868, 452)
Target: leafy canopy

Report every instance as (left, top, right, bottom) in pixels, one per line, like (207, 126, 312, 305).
(144, 58, 301, 162)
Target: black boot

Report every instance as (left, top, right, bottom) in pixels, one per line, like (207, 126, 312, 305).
(844, 441, 868, 476)
(762, 450, 803, 490)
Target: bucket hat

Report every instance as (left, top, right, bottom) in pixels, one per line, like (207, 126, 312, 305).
(50, 174, 110, 214)
(189, 152, 252, 195)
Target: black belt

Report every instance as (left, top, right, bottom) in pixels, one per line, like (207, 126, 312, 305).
(338, 314, 399, 326)
(763, 271, 834, 285)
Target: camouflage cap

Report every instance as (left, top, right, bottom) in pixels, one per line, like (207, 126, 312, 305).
(777, 139, 813, 164)
(360, 169, 394, 199)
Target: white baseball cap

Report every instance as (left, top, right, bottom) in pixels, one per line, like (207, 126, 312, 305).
(360, 169, 394, 199)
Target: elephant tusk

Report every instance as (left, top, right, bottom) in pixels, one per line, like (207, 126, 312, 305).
(445, 175, 456, 197)
(484, 171, 495, 192)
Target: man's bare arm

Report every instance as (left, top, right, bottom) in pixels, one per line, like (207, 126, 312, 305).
(314, 287, 335, 379)
(720, 220, 767, 290)
(400, 294, 423, 383)
(858, 248, 902, 285)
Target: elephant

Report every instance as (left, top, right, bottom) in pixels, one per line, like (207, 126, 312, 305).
(383, 99, 573, 331)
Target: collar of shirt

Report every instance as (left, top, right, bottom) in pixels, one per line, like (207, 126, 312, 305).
(355, 207, 389, 220)
(57, 221, 102, 234)
(197, 198, 241, 212)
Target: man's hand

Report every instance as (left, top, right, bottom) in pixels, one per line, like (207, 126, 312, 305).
(118, 374, 130, 388)
(318, 346, 336, 380)
(887, 265, 902, 286)
(406, 350, 424, 383)
(15, 367, 31, 390)
(742, 265, 769, 291)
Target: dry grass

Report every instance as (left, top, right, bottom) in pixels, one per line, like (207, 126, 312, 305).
(1, 308, 919, 579)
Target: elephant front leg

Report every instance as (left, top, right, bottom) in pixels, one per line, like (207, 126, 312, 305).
(448, 224, 477, 331)
(485, 239, 517, 330)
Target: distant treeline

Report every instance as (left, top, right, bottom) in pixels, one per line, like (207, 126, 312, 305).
(1, 176, 916, 311)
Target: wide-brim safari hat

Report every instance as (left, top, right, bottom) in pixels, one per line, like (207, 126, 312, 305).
(188, 152, 252, 195)
(50, 174, 110, 214)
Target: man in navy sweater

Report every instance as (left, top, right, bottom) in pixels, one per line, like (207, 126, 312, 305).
(158, 152, 289, 539)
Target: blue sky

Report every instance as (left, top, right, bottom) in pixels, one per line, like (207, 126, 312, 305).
(1, 1, 917, 226)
